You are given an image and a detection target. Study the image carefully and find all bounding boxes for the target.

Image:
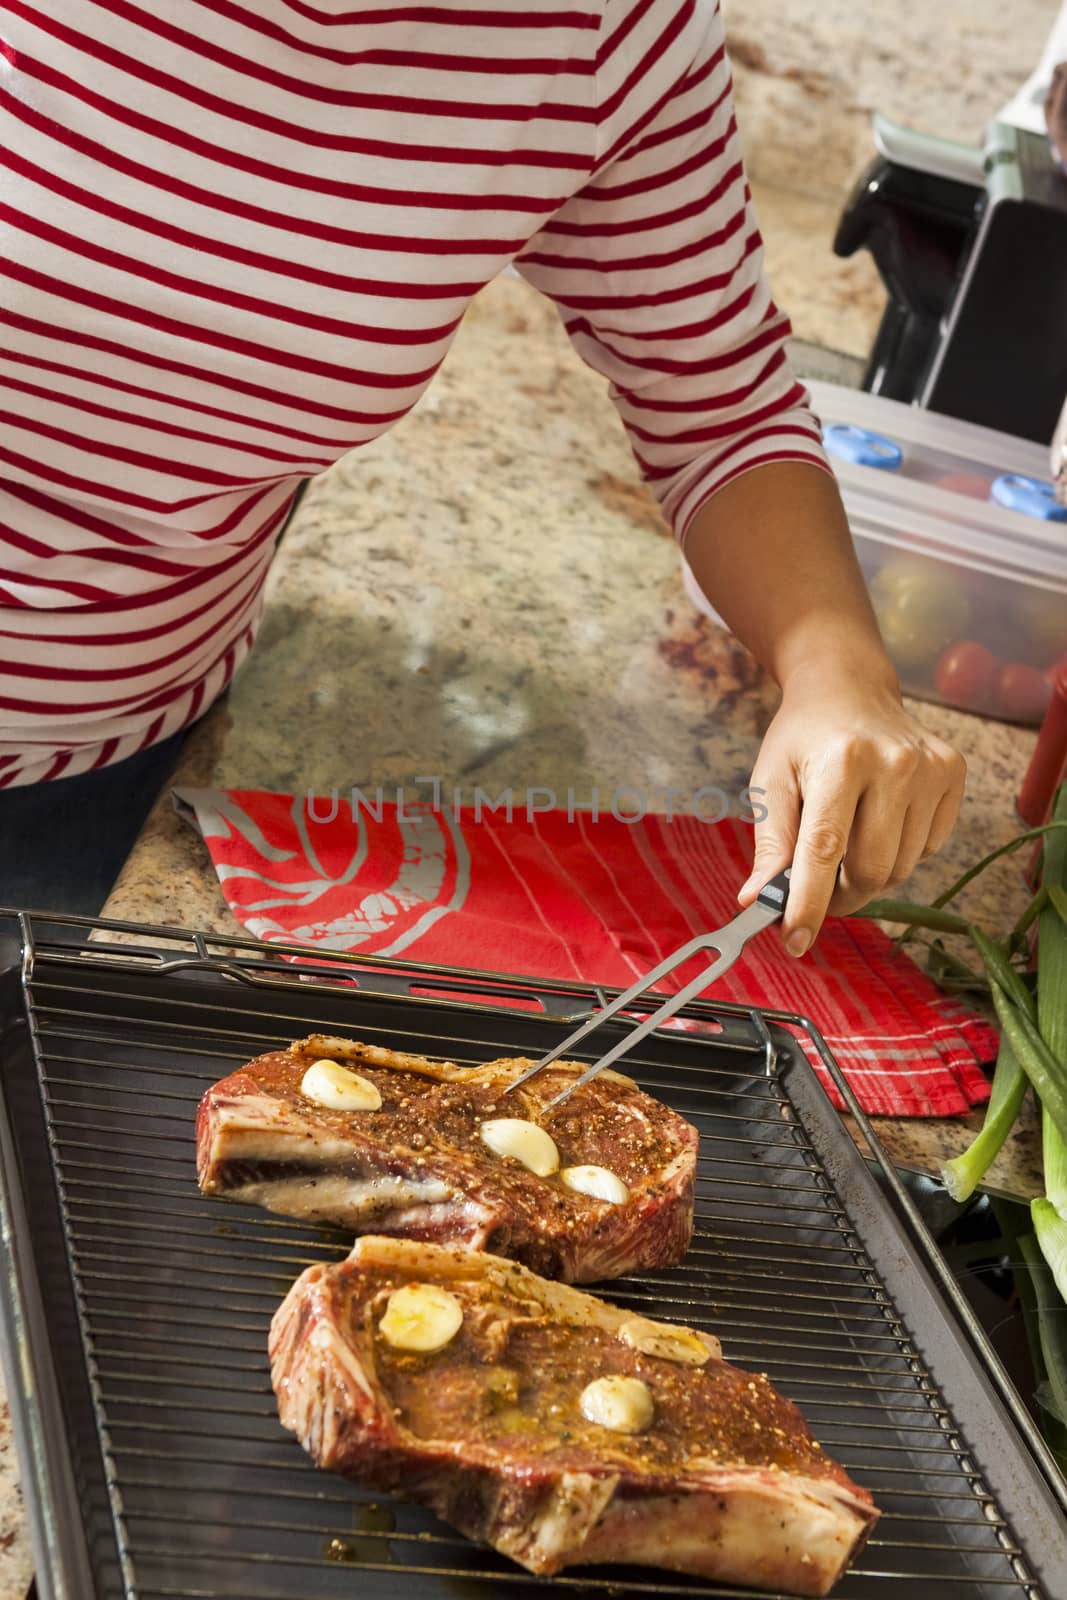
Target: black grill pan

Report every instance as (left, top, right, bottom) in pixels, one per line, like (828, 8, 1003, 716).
(1, 909, 1065, 1600)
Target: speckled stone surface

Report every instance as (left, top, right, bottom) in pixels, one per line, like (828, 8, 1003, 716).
(0, 1402, 32, 1599)
(734, 0, 1060, 358)
(726, 0, 1060, 200)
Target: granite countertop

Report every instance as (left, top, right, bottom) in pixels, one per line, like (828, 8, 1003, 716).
(0, 276, 1044, 1600)
(0, 1411, 29, 1600)
(726, 0, 1058, 202)
(102, 272, 1041, 1193)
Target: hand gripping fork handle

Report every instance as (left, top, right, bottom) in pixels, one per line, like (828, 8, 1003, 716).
(506, 868, 791, 1109)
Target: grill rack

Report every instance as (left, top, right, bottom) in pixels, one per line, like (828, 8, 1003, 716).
(0, 909, 1065, 1600)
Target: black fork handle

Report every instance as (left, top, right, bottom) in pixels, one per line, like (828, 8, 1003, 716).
(755, 866, 791, 916)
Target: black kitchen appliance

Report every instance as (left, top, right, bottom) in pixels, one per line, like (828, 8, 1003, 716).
(835, 115, 1067, 446)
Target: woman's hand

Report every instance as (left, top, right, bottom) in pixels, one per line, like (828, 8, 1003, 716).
(737, 658, 966, 955)
(681, 462, 967, 949)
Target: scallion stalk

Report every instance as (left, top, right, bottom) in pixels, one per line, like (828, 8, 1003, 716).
(927, 822, 1067, 911)
(986, 983, 1067, 1153)
(1038, 786, 1067, 1224)
(1032, 1197, 1067, 1315)
(1009, 885, 1048, 959)
(853, 899, 972, 934)
(941, 1037, 1027, 1204)
(971, 926, 1037, 1020)
(1050, 883, 1067, 929)
(1018, 1230, 1067, 1469)
(1044, 1110, 1067, 1220)
(888, 820, 1067, 947)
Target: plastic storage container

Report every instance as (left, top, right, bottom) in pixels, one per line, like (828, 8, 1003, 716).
(809, 383, 1067, 724)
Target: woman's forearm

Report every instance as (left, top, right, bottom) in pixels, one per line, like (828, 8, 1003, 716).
(682, 461, 897, 692)
(679, 458, 965, 952)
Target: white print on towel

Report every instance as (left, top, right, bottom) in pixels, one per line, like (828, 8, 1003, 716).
(179, 788, 471, 952)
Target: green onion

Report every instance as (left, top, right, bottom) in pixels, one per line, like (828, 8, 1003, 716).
(1018, 1230, 1067, 1475)
(1023, 784, 1067, 1469)
(1051, 883, 1067, 930)
(857, 785, 1067, 1470)
(1044, 1111, 1067, 1221)
(986, 983, 1067, 1152)
(1039, 786, 1067, 1223)
(941, 1036, 1027, 1204)
(888, 820, 1067, 947)
(1032, 1199, 1067, 1327)
(1030, 1190, 1067, 1472)
(854, 899, 972, 934)
(1009, 885, 1048, 959)
(927, 821, 1067, 911)
(971, 925, 1037, 1021)
(925, 939, 991, 996)
(1035, 1185, 1067, 1310)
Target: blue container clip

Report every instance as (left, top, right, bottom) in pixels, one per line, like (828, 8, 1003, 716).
(990, 474, 1067, 522)
(823, 424, 904, 471)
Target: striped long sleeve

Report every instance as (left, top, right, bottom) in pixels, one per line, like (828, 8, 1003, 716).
(516, 0, 829, 540)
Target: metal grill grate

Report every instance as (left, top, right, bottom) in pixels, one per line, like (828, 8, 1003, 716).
(2, 912, 1065, 1600)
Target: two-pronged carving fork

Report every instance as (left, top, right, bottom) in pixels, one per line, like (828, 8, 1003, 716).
(507, 868, 791, 1108)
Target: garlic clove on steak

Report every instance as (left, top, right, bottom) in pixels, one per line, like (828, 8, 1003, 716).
(560, 1164, 629, 1204)
(618, 1315, 714, 1366)
(379, 1283, 464, 1352)
(479, 1118, 559, 1176)
(580, 1375, 654, 1434)
(300, 1058, 383, 1112)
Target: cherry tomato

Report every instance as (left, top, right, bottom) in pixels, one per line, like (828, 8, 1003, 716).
(934, 473, 991, 500)
(871, 556, 972, 672)
(1045, 649, 1067, 685)
(933, 640, 997, 709)
(994, 662, 1053, 723)
(1011, 589, 1067, 666)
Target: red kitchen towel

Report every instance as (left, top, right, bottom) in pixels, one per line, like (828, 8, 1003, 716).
(175, 787, 996, 1117)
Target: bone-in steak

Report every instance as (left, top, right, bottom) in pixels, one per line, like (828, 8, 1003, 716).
(197, 1034, 696, 1281)
(270, 1237, 877, 1597)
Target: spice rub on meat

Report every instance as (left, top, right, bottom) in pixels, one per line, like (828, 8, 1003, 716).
(196, 1034, 697, 1282)
(270, 1238, 877, 1597)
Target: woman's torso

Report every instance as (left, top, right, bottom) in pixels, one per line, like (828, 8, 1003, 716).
(0, 0, 603, 781)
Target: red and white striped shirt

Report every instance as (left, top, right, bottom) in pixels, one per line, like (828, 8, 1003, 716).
(0, 0, 827, 787)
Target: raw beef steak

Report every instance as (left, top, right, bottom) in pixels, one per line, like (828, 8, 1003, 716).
(270, 1237, 877, 1597)
(197, 1034, 696, 1281)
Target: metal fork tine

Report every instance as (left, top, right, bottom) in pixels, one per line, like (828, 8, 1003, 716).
(542, 948, 735, 1107)
(504, 930, 719, 1093)
(506, 869, 792, 1098)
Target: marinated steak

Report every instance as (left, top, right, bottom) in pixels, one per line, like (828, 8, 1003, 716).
(270, 1237, 877, 1597)
(196, 1034, 696, 1282)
